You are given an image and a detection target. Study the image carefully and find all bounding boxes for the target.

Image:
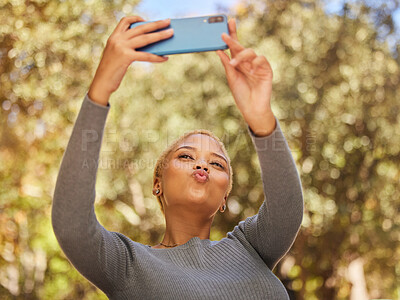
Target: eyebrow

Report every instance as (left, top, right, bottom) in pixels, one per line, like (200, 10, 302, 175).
(174, 146, 228, 164)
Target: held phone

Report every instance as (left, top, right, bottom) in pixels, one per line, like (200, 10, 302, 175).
(129, 15, 229, 56)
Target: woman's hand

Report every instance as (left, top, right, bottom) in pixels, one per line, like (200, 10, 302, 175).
(88, 16, 174, 106)
(217, 19, 276, 137)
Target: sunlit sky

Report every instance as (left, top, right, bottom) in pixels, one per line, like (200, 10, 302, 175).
(135, 0, 239, 20)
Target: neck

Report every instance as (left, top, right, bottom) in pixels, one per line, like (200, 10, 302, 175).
(160, 207, 214, 246)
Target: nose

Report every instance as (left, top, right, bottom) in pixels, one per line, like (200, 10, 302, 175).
(194, 159, 209, 173)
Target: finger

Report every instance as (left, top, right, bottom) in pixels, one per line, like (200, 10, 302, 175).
(127, 18, 171, 39)
(129, 28, 174, 49)
(216, 50, 232, 70)
(133, 52, 169, 63)
(216, 50, 239, 79)
(229, 48, 257, 67)
(228, 18, 239, 41)
(221, 32, 244, 57)
(114, 16, 145, 33)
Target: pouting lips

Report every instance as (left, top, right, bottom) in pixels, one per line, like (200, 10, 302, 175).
(192, 169, 209, 183)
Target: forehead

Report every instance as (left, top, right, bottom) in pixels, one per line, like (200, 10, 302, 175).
(176, 134, 224, 154)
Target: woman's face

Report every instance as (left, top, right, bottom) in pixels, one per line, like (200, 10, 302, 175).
(160, 134, 230, 216)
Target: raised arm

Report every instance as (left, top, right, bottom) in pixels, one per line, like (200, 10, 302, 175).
(242, 121, 303, 270)
(52, 16, 174, 293)
(52, 94, 125, 290)
(217, 18, 303, 270)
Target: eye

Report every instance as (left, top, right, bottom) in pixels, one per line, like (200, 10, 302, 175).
(178, 154, 193, 160)
(211, 161, 225, 169)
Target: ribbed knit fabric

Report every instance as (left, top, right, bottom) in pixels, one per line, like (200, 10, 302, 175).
(52, 94, 304, 300)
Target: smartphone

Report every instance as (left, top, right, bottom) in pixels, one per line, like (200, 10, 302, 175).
(129, 14, 229, 56)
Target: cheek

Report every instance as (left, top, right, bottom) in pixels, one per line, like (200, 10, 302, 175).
(163, 160, 192, 179)
(162, 161, 193, 198)
(214, 172, 230, 190)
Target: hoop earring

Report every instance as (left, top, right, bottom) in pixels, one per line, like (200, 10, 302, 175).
(220, 204, 226, 213)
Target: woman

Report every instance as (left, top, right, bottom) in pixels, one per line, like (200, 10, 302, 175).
(52, 16, 303, 299)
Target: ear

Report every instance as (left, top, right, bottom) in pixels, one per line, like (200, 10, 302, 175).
(153, 177, 162, 196)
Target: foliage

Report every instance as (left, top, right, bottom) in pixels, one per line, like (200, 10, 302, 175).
(0, 0, 136, 298)
(0, 0, 399, 299)
(235, 0, 400, 298)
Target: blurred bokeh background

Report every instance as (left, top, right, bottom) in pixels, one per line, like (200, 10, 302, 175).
(1, 0, 399, 299)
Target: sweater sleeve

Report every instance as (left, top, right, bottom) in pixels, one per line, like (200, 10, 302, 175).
(51, 95, 136, 294)
(238, 119, 304, 270)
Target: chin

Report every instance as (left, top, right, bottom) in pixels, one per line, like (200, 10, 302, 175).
(186, 186, 210, 204)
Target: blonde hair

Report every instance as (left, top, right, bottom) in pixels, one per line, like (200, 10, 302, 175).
(153, 129, 233, 215)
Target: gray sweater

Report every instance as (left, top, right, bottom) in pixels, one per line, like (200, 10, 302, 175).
(52, 94, 304, 300)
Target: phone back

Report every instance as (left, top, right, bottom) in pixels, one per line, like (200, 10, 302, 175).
(129, 15, 229, 56)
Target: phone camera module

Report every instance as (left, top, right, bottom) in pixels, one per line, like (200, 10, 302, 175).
(208, 16, 224, 23)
